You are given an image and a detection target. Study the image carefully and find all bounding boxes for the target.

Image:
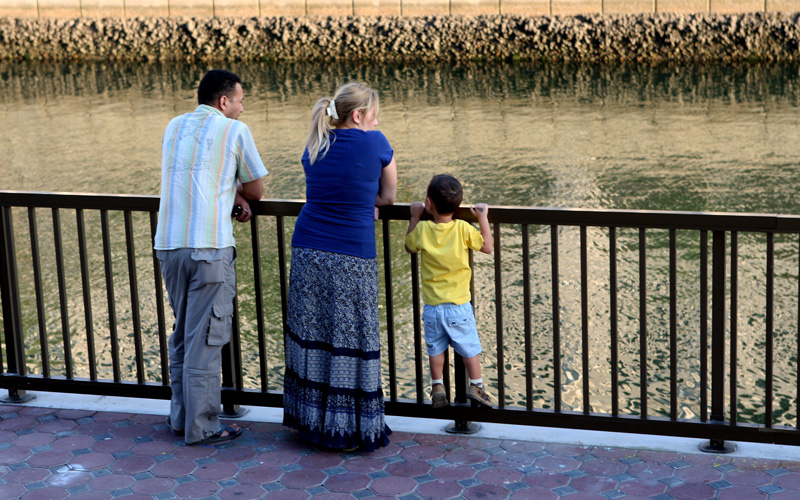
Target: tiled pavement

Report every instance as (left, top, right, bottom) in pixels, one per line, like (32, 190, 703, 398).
(2, 403, 800, 500)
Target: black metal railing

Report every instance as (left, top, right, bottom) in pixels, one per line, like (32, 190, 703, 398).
(2, 190, 800, 447)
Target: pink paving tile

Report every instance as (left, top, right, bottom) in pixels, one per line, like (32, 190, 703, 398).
(106, 495, 152, 500)
(45, 468, 93, 488)
(637, 450, 683, 463)
(91, 437, 135, 453)
(569, 474, 618, 492)
(0, 416, 37, 431)
(88, 473, 135, 491)
(366, 442, 403, 459)
(500, 439, 545, 453)
(765, 491, 798, 499)
(556, 493, 609, 500)
(301, 494, 355, 500)
(129, 477, 177, 495)
(130, 414, 161, 425)
(460, 437, 502, 449)
(246, 421, 285, 434)
(234, 464, 282, 484)
(533, 455, 581, 472)
(256, 450, 302, 467)
(18, 407, 58, 418)
(580, 457, 627, 477)
(431, 464, 477, 481)
(0, 430, 15, 443)
(27, 450, 72, 468)
(298, 452, 346, 469)
(389, 431, 416, 442)
(400, 444, 445, 461)
(218, 484, 268, 500)
(782, 462, 800, 472)
(476, 467, 523, 485)
(67, 492, 112, 500)
(626, 461, 675, 480)
(20, 487, 69, 500)
(12, 431, 56, 447)
(0, 446, 32, 465)
(523, 471, 569, 489)
(489, 451, 534, 469)
(130, 440, 175, 456)
(323, 471, 371, 492)
(676, 464, 723, 483)
(172, 445, 216, 460)
(369, 475, 418, 496)
(414, 433, 458, 446)
(731, 457, 781, 470)
(776, 472, 800, 490)
(151, 458, 196, 477)
(112, 423, 155, 439)
(463, 483, 511, 499)
(4, 466, 50, 483)
(510, 487, 558, 499)
(546, 443, 593, 456)
(280, 468, 327, 489)
(666, 482, 717, 499)
(724, 469, 773, 486)
(263, 490, 310, 499)
(73, 422, 116, 436)
(92, 412, 135, 423)
(588, 446, 638, 460)
(56, 409, 95, 420)
(51, 435, 96, 451)
(684, 454, 732, 467)
(106, 455, 154, 474)
(173, 480, 221, 498)
(617, 477, 667, 496)
(415, 478, 464, 499)
(214, 446, 258, 463)
(385, 459, 431, 477)
(444, 447, 489, 465)
(193, 461, 239, 480)
(342, 456, 386, 473)
(717, 486, 770, 500)
(35, 419, 77, 433)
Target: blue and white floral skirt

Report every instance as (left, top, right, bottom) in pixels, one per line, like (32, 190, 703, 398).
(283, 247, 392, 452)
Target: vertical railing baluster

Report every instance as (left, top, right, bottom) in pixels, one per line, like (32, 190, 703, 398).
(669, 229, 677, 420)
(410, 252, 424, 403)
(609, 227, 618, 417)
(551, 225, 561, 412)
(149, 213, 168, 386)
(250, 216, 268, 392)
(522, 224, 533, 410)
(101, 210, 121, 383)
(639, 228, 647, 418)
(28, 207, 50, 378)
(76, 209, 96, 381)
(124, 211, 144, 384)
(276, 216, 289, 336)
(52, 208, 73, 379)
(730, 231, 738, 425)
(765, 232, 774, 428)
(580, 225, 589, 414)
(700, 230, 708, 422)
(494, 222, 504, 408)
(382, 218, 397, 402)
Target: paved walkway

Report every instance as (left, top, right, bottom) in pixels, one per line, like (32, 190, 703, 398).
(2, 399, 800, 500)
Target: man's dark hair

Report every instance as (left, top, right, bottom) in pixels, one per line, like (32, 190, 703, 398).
(427, 174, 463, 215)
(197, 69, 242, 106)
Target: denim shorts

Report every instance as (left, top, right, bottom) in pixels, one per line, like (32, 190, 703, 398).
(422, 302, 483, 359)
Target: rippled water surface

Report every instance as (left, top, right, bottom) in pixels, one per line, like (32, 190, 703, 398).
(2, 61, 800, 424)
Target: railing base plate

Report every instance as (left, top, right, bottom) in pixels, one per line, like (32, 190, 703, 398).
(445, 421, 481, 434)
(220, 405, 250, 418)
(698, 439, 736, 454)
(1, 391, 36, 404)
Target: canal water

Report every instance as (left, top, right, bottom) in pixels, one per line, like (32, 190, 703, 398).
(2, 61, 800, 425)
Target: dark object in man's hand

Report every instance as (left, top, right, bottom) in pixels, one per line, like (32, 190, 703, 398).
(231, 205, 243, 218)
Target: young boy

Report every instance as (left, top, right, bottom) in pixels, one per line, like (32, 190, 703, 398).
(405, 174, 494, 408)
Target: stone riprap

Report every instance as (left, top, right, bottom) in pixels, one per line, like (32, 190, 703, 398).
(0, 13, 799, 62)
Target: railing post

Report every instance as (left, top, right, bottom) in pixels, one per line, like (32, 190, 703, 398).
(699, 230, 735, 453)
(0, 206, 35, 403)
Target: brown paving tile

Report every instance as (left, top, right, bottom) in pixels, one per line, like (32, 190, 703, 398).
(21, 487, 70, 499)
(588, 446, 637, 460)
(129, 476, 177, 495)
(35, 419, 77, 433)
(523, 470, 569, 489)
(684, 453, 732, 466)
(626, 461, 675, 480)
(194, 460, 240, 480)
(776, 472, 800, 490)
(463, 483, 512, 499)
(666, 481, 716, 499)
(782, 461, 800, 472)
(342, 456, 386, 473)
(4, 466, 51, 483)
(676, 464, 723, 482)
(88, 473, 136, 491)
(500, 439, 545, 453)
(323, 471, 371, 492)
(385, 459, 431, 477)
(280, 468, 327, 488)
(130, 414, 161, 425)
(460, 436, 502, 449)
(52, 435, 96, 451)
(73, 422, 117, 436)
(545, 443, 592, 455)
(366, 442, 403, 458)
(511, 487, 558, 499)
(172, 445, 216, 459)
(569, 474, 618, 492)
(217, 484, 268, 500)
(173, 479, 221, 498)
(0, 416, 38, 431)
(66, 492, 113, 500)
(476, 466, 523, 485)
(215, 445, 258, 463)
(724, 469, 773, 486)
(389, 431, 416, 442)
(235, 464, 282, 484)
(489, 451, 534, 468)
(0, 430, 16, 443)
(27, 449, 72, 468)
(444, 447, 489, 465)
(12, 432, 56, 447)
(106, 455, 153, 474)
(18, 407, 58, 417)
(400, 444, 446, 461)
(112, 423, 154, 439)
(56, 409, 96, 420)
(580, 457, 627, 476)
(369, 475, 418, 495)
(766, 491, 798, 499)
(717, 486, 770, 499)
(415, 478, 465, 498)
(92, 412, 135, 423)
(91, 437, 135, 454)
(130, 440, 174, 456)
(151, 457, 196, 477)
(415, 433, 458, 446)
(256, 450, 302, 467)
(263, 489, 309, 499)
(730, 457, 782, 470)
(246, 421, 285, 434)
(637, 450, 683, 463)
(431, 463, 476, 481)
(298, 451, 346, 469)
(45, 468, 93, 488)
(533, 454, 581, 472)
(557, 492, 609, 499)
(0, 446, 32, 465)
(617, 478, 667, 497)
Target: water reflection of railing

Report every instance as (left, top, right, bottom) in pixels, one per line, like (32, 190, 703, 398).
(2, 190, 800, 448)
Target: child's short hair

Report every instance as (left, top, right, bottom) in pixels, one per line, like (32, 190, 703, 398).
(427, 174, 463, 215)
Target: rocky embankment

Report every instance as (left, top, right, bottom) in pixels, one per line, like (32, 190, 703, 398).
(0, 13, 798, 62)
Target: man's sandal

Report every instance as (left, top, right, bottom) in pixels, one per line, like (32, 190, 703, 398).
(165, 417, 184, 437)
(190, 424, 242, 446)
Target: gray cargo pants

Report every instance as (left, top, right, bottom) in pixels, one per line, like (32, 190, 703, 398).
(157, 247, 236, 444)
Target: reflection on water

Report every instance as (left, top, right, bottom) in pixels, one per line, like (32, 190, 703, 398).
(2, 61, 800, 425)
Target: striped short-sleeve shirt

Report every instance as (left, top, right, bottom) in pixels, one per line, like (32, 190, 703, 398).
(154, 105, 268, 250)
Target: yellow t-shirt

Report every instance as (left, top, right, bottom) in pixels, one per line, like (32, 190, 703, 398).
(405, 219, 484, 306)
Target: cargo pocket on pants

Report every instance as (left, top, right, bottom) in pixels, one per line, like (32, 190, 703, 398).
(207, 303, 233, 346)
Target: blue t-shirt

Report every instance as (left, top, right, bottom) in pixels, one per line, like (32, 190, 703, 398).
(292, 128, 394, 259)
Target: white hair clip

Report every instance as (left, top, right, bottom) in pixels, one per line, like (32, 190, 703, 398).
(326, 99, 339, 120)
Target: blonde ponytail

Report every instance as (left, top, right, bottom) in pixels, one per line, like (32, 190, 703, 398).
(305, 82, 380, 165)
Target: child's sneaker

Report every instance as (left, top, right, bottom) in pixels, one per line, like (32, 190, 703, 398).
(431, 384, 449, 409)
(467, 384, 493, 407)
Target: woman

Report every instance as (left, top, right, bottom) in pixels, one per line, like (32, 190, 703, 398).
(283, 82, 397, 452)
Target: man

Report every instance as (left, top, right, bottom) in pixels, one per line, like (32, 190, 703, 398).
(154, 69, 268, 445)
